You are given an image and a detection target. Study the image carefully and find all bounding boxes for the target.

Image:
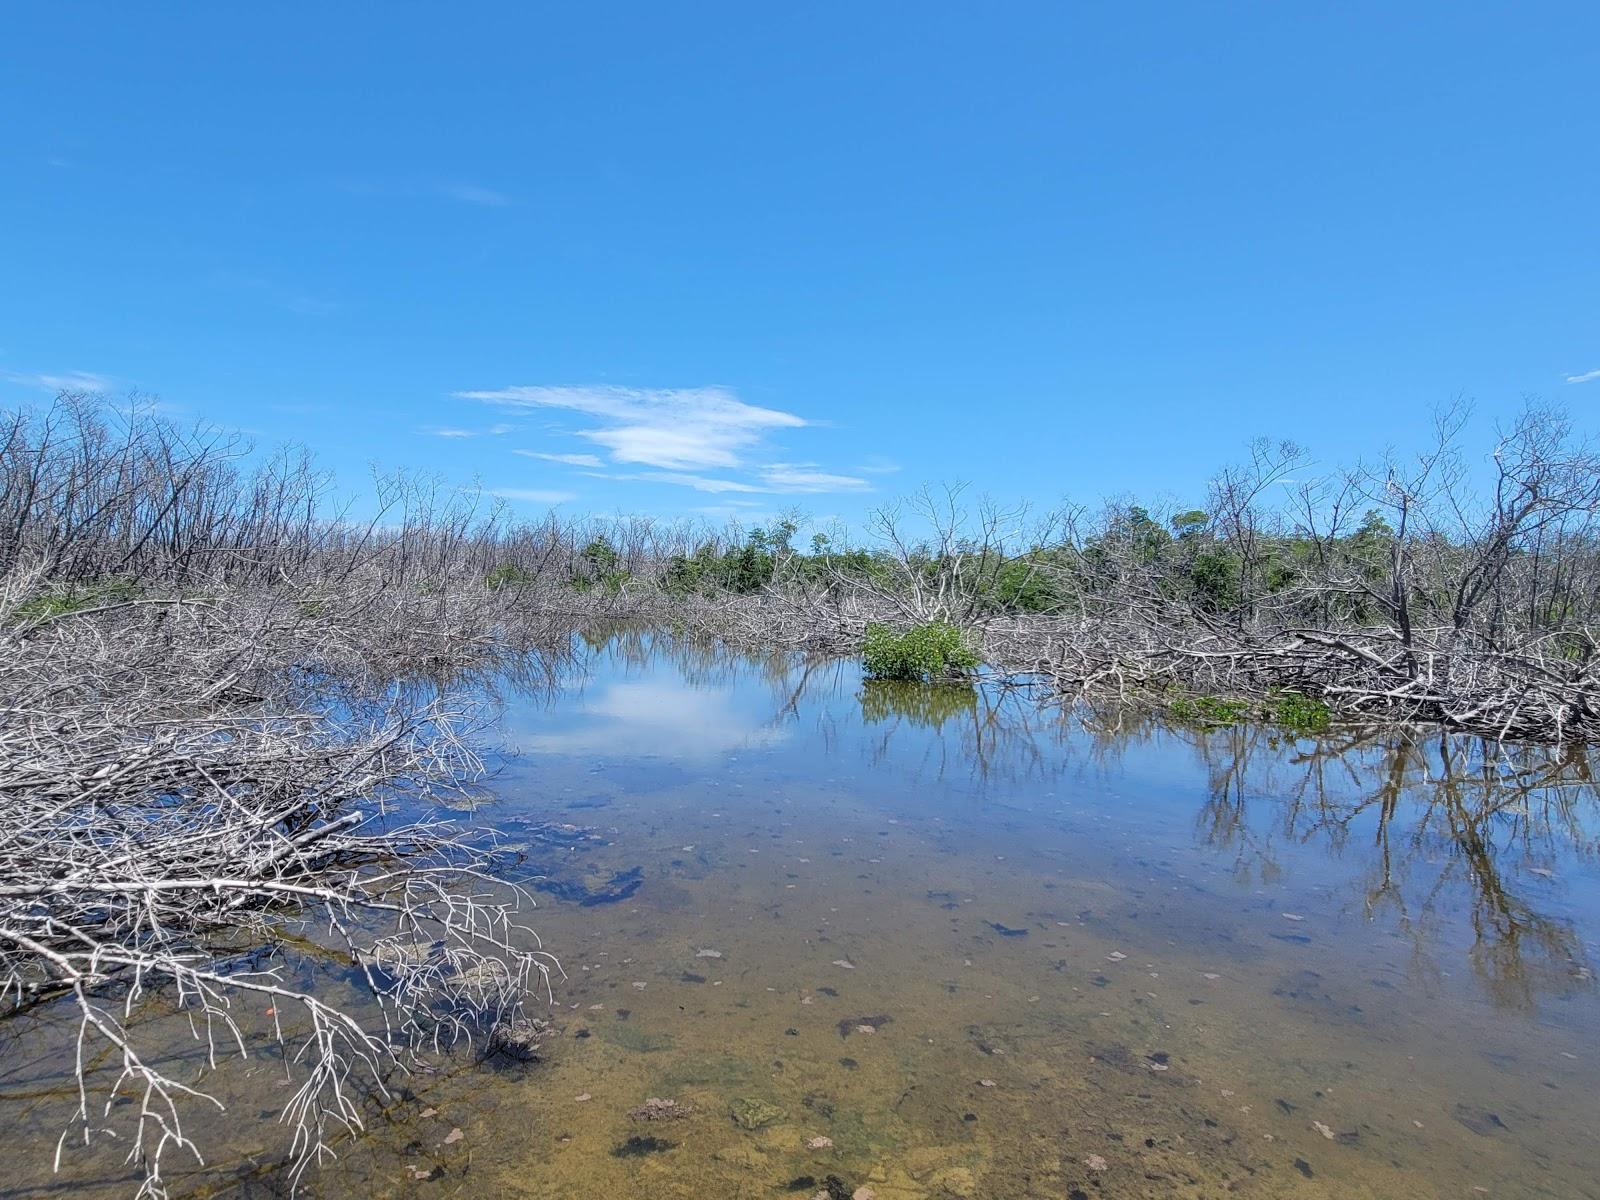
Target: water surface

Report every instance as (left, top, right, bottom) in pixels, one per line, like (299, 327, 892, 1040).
(6, 631, 1599, 1198)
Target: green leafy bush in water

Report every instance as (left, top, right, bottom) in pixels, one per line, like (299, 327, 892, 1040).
(861, 621, 979, 681)
(1264, 690, 1331, 733)
(1167, 690, 1330, 733)
(1168, 694, 1252, 724)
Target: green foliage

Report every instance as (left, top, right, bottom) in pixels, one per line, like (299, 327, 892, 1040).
(1167, 690, 1331, 734)
(565, 536, 631, 594)
(1263, 691, 1331, 734)
(570, 569, 631, 595)
(861, 621, 979, 681)
(11, 579, 139, 625)
(581, 536, 620, 575)
(1187, 550, 1241, 612)
(988, 555, 1064, 613)
(485, 563, 535, 591)
(12, 593, 91, 623)
(1168, 694, 1253, 724)
(664, 523, 801, 595)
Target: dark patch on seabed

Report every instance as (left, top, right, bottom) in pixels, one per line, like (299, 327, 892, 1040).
(611, 1134, 675, 1157)
(534, 864, 644, 906)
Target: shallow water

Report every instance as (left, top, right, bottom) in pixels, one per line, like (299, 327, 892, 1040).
(5, 630, 1600, 1198)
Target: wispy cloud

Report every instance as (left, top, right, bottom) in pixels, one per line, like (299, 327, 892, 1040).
(424, 422, 517, 439)
(586, 466, 869, 495)
(760, 464, 871, 493)
(457, 384, 871, 497)
(284, 295, 339, 317)
(1565, 368, 1600, 385)
(516, 450, 604, 467)
(2, 369, 113, 393)
(457, 385, 805, 471)
(689, 501, 763, 515)
(338, 178, 512, 207)
(620, 472, 765, 493)
(489, 487, 577, 504)
(436, 182, 512, 207)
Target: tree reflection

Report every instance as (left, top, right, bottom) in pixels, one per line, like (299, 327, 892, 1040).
(859, 679, 978, 728)
(847, 675, 1599, 1010)
(1182, 724, 1598, 1009)
(484, 631, 1599, 1011)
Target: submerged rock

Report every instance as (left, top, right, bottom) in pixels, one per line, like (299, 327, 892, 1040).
(836, 1014, 891, 1039)
(484, 1015, 555, 1063)
(629, 1097, 694, 1122)
(730, 1096, 787, 1130)
(1453, 1103, 1509, 1136)
(929, 1166, 976, 1197)
(534, 865, 645, 907)
(611, 1134, 675, 1157)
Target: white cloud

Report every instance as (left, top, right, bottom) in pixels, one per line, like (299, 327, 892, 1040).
(489, 487, 577, 504)
(689, 502, 763, 515)
(337, 178, 512, 208)
(427, 422, 518, 439)
(1565, 368, 1600, 385)
(458, 383, 872, 496)
(2, 369, 113, 393)
(630, 472, 767, 493)
(585, 467, 870, 495)
(457, 385, 805, 470)
(759, 464, 871, 493)
(437, 183, 512, 207)
(515, 449, 605, 467)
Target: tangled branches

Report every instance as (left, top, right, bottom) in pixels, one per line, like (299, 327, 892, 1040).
(0, 574, 561, 1197)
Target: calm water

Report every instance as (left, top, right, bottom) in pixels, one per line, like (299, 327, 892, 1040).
(5, 630, 1600, 1198)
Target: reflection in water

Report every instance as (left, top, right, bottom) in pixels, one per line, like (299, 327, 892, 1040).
(1184, 725, 1597, 1009)
(5, 630, 1599, 1198)
(510, 632, 1600, 1015)
(859, 679, 978, 728)
(508, 677, 790, 759)
(857, 669, 1599, 1012)
(501, 632, 1600, 1015)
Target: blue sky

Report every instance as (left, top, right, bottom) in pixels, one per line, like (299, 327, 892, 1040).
(2, 3, 1596, 529)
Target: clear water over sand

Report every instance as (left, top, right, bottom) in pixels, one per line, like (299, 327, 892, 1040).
(5, 630, 1598, 1198)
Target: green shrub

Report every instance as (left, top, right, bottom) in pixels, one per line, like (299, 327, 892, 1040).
(1168, 694, 1252, 724)
(1264, 690, 1331, 734)
(861, 621, 979, 681)
(1167, 690, 1331, 733)
(485, 563, 535, 591)
(569, 568, 630, 595)
(11, 579, 139, 625)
